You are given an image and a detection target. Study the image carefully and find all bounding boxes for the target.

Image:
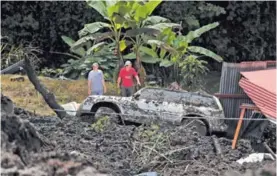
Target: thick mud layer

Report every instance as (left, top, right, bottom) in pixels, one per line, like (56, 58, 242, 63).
(27, 114, 275, 176)
(1, 95, 276, 176)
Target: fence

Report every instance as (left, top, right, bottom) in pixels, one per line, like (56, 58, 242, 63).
(217, 61, 276, 137)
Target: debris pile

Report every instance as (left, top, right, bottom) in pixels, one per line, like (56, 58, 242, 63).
(1, 95, 276, 176)
(1, 95, 109, 176)
(33, 115, 276, 176)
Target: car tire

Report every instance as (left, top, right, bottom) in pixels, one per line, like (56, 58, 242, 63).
(94, 107, 121, 124)
(181, 119, 207, 136)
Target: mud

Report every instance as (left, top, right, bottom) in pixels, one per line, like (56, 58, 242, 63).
(1, 95, 276, 176)
(17, 115, 277, 176)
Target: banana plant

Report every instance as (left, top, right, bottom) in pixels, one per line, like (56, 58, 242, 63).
(145, 22, 223, 83)
(148, 22, 223, 65)
(72, 0, 132, 64)
(61, 35, 117, 80)
(71, 0, 162, 82)
(114, 1, 181, 86)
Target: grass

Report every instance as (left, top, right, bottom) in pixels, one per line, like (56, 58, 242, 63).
(1, 74, 119, 116)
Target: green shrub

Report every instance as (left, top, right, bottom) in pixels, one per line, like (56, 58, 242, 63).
(90, 116, 110, 133)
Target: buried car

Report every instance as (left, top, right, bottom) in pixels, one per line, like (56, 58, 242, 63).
(76, 87, 228, 135)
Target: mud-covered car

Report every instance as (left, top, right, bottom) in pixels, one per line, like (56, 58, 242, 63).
(77, 87, 227, 135)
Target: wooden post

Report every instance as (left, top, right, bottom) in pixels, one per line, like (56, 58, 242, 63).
(232, 107, 246, 149)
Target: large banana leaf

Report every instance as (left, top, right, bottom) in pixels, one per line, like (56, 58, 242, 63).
(144, 1, 162, 15)
(147, 40, 176, 53)
(104, 1, 117, 7)
(86, 42, 106, 55)
(146, 23, 181, 31)
(126, 28, 160, 37)
(184, 22, 219, 44)
(159, 59, 173, 67)
(142, 16, 170, 26)
(86, 0, 108, 18)
(132, 1, 162, 22)
(61, 35, 86, 57)
(124, 52, 136, 60)
(188, 46, 223, 62)
(140, 55, 160, 64)
(72, 32, 113, 50)
(119, 40, 127, 52)
(123, 52, 160, 64)
(78, 22, 110, 37)
(139, 46, 158, 58)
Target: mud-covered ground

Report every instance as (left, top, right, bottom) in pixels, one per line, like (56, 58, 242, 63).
(1, 96, 276, 176)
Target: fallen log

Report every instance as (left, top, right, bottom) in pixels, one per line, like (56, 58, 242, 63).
(0, 60, 24, 74)
(23, 57, 67, 119)
(263, 142, 276, 160)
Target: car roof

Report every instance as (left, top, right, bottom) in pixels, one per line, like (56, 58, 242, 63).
(140, 87, 213, 98)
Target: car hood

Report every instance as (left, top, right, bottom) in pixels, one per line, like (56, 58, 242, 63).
(88, 95, 132, 102)
(81, 95, 131, 108)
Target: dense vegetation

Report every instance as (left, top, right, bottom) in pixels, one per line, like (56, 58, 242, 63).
(1, 1, 276, 89)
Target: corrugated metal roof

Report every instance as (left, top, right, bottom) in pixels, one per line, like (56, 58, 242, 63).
(239, 69, 276, 119)
(241, 69, 276, 94)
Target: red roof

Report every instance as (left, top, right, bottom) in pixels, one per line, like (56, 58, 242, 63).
(239, 69, 276, 119)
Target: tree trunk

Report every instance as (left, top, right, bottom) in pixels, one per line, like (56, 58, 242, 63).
(134, 51, 146, 90)
(23, 57, 67, 119)
(113, 45, 124, 84)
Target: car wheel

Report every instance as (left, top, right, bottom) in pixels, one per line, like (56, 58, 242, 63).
(95, 107, 121, 124)
(181, 119, 207, 136)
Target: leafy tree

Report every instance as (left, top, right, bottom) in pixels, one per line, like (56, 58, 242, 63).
(155, 1, 276, 63)
(205, 1, 276, 62)
(155, 1, 226, 32)
(1, 1, 102, 67)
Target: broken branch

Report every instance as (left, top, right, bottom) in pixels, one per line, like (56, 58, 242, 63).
(23, 56, 67, 119)
(212, 135, 222, 157)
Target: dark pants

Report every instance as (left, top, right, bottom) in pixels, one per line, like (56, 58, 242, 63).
(121, 86, 134, 97)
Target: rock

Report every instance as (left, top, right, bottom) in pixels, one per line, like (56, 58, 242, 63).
(1, 151, 24, 170)
(1, 114, 46, 153)
(1, 94, 14, 114)
(236, 153, 275, 164)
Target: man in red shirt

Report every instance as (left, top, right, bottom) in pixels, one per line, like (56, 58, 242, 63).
(117, 61, 141, 97)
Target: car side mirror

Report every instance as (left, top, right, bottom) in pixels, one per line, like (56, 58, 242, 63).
(133, 93, 140, 100)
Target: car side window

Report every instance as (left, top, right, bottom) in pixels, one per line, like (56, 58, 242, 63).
(140, 89, 164, 101)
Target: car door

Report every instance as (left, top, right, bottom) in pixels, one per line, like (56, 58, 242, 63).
(159, 91, 184, 123)
(133, 88, 164, 123)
